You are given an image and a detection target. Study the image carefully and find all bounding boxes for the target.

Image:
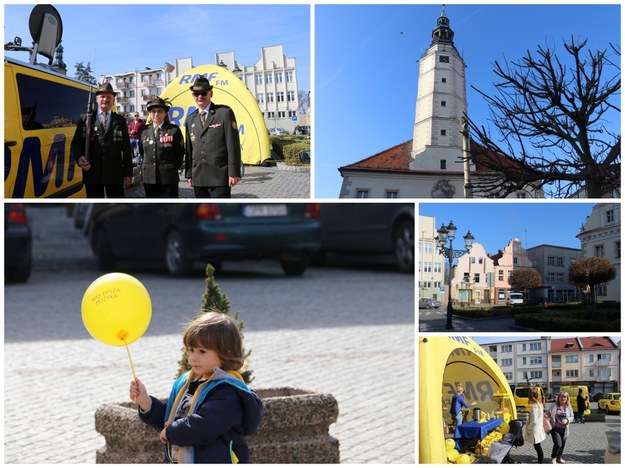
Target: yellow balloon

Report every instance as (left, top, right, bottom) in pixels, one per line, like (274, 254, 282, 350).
(498, 421, 510, 434)
(81, 273, 152, 346)
(445, 438, 456, 451)
(447, 448, 459, 462)
(458, 454, 471, 464)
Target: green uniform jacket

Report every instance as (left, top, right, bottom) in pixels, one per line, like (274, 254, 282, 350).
(71, 112, 133, 185)
(184, 103, 242, 187)
(139, 122, 184, 185)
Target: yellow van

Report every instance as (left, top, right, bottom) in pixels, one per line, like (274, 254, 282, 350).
(513, 385, 546, 412)
(558, 385, 589, 412)
(5, 56, 89, 198)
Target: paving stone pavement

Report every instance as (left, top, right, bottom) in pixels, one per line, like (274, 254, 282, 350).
(125, 164, 310, 199)
(4, 324, 414, 463)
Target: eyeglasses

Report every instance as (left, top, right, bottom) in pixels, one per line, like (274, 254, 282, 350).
(192, 92, 208, 97)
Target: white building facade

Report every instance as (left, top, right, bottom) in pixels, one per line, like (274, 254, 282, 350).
(418, 215, 445, 302)
(576, 203, 621, 302)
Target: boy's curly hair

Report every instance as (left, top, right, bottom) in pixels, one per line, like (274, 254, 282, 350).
(182, 311, 246, 373)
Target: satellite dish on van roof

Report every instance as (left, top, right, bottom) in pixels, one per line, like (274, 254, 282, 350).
(28, 5, 63, 62)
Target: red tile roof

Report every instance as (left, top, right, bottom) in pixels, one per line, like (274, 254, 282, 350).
(550, 338, 581, 352)
(578, 337, 617, 350)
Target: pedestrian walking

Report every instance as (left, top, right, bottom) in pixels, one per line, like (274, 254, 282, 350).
(128, 112, 145, 165)
(184, 77, 242, 198)
(548, 391, 574, 464)
(575, 388, 586, 423)
(523, 387, 547, 464)
(139, 97, 184, 198)
(450, 385, 477, 427)
(129, 312, 263, 463)
(71, 82, 133, 198)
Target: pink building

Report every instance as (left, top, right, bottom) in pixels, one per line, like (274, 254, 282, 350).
(488, 238, 533, 304)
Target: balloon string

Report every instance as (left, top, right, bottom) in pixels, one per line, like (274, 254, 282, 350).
(124, 339, 138, 382)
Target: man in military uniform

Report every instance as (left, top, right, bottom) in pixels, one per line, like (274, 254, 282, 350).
(72, 82, 133, 198)
(184, 77, 241, 198)
(139, 97, 185, 198)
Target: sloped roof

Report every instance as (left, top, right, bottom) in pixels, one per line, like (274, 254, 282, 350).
(338, 139, 522, 174)
(550, 338, 581, 352)
(578, 337, 618, 350)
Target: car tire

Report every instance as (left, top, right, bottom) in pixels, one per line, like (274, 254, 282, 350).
(95, 228, 116, 271)
(5, 252, 32, 283)
(165, 231, 192, 277)
(281, 257, 309, 276)
(393, 219, 414, 273)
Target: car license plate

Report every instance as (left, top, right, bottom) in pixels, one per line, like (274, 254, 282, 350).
(242, 204, 288, 217)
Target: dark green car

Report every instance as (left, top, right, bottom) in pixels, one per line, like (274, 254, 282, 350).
(89, 203, 321, 276)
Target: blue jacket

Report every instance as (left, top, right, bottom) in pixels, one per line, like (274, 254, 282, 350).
(139, 369, 263, 463)
(450, 393, 471, 417)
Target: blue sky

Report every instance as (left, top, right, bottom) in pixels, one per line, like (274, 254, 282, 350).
(4, 4, 310, 91)
(419, 202, 596, 254)
(315, 4, 621, 197)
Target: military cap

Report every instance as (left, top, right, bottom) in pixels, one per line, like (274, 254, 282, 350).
(146, 96, 171, 112)
(189, 77, 214, 92)
(95, 82, 117, 96)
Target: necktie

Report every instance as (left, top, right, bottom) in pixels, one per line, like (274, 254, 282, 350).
(102, 112, 108, 130)
(200, 111, 206, 127)
(154, 126, 160, 139)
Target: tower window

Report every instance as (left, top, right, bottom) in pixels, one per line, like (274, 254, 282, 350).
(441, 101, 446, 107)
(439, 55, 450, 63)
(441, 78, 447, 83)
(441, 129, 447, 136)
(440, 160, 447, 170)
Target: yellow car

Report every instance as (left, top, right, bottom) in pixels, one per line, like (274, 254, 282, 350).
(598, 393, 621, 415)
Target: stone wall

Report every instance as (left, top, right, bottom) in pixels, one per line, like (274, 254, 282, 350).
(95, 387, 340, 463)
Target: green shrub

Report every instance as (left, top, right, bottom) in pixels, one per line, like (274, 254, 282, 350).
(515, 310, 620, 332)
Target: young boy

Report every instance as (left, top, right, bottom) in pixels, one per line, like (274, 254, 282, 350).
(130, 312, 263, 463)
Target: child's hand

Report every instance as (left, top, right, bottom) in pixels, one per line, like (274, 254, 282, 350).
(159, 423, 170, 444)
(129, 378, 151, 412)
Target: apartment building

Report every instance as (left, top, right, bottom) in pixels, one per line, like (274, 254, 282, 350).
(526, 245, 582, 303)
(418, 215, 445, 302)
(482, 337, 550, 388)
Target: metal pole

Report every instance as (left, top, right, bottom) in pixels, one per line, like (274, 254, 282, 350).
(445, 240, 454, 330)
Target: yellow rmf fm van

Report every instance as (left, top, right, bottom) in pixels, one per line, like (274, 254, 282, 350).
(558, 385, 589, 412)
(513, 385, 546, 412)
(5, 56, 91, 198)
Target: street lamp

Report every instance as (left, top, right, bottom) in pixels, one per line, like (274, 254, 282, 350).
(435, 221, 475, 330)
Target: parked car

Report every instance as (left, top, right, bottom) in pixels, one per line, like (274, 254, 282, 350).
(430, 299, 441, 309)
(317, 203, 414, 273)
(4, 203, 32, 283)
(592, 392, 611, 402)
(598, 393, 621, 414)
(419, 298, 434, 309)
(509, 292, 524, 305)
(88, 203, 321, 276)
(268, 127, 288, 135)
(513, 386, 546, 413)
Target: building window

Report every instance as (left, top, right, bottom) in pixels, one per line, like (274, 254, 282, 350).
(440, 159, 447, 170)
(441, 77, 447, 83)
(565, 355, 579, 363)
(434, 263, 442, 273)
(278, 111, 286, 118)
(530, 356, 542, 365)
(439, 55, 450, 63)
(595, 245, 605, 257)
(440, 129, 447, 136)
(287, 91, 296, 102)
(530, 343, 541, 351)
(498, 270, 504, 281)
(424, 262, 432, 273)
(473, 273, 480, 283)
(501, 345, 512, 353)
(356, 190, 369, 198)
(288, 111, 296, 118)
(286, 71, 294, 82)
(425, 243, 432, 253)
(501, 359, 512, 367)
(530, 371, 542, 379)
(267, 111, 275, 119)
(441, 100, 446, 107)
(275, 72, 283, 83)
(385, 190, 399, 198)
(606, 209, 614, 223)
(566, 370, 579, 378)
(267, 92, 274, 103)
(597, 283, 608, 296)
(265, 73, 273, 84)
(255, 74, 263, 85)
(277, 92, 285, 102)
(616, 241, 621, 258)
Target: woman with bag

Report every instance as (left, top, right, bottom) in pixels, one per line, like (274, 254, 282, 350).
(523, 387, 547, 464)
(549, 391, 574, 464)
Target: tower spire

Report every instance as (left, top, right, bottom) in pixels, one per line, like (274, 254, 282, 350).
(431, 4, 454, 47)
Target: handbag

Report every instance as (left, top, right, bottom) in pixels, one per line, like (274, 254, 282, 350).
(543, 416, 552, 434)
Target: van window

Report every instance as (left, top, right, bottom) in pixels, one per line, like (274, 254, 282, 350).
(16, 73, 90, 131)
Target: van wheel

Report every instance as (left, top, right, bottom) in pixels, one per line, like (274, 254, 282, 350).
(165, 231, 191, 277)
(393, 219, 414, 273)
(281, 257, 309, 276)
(95, 228, 115, 271)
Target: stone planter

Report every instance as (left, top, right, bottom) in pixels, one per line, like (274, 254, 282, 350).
(95, 387, 339, 464)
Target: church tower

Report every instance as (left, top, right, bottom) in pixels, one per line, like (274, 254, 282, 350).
(409, 6, 468, 172)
